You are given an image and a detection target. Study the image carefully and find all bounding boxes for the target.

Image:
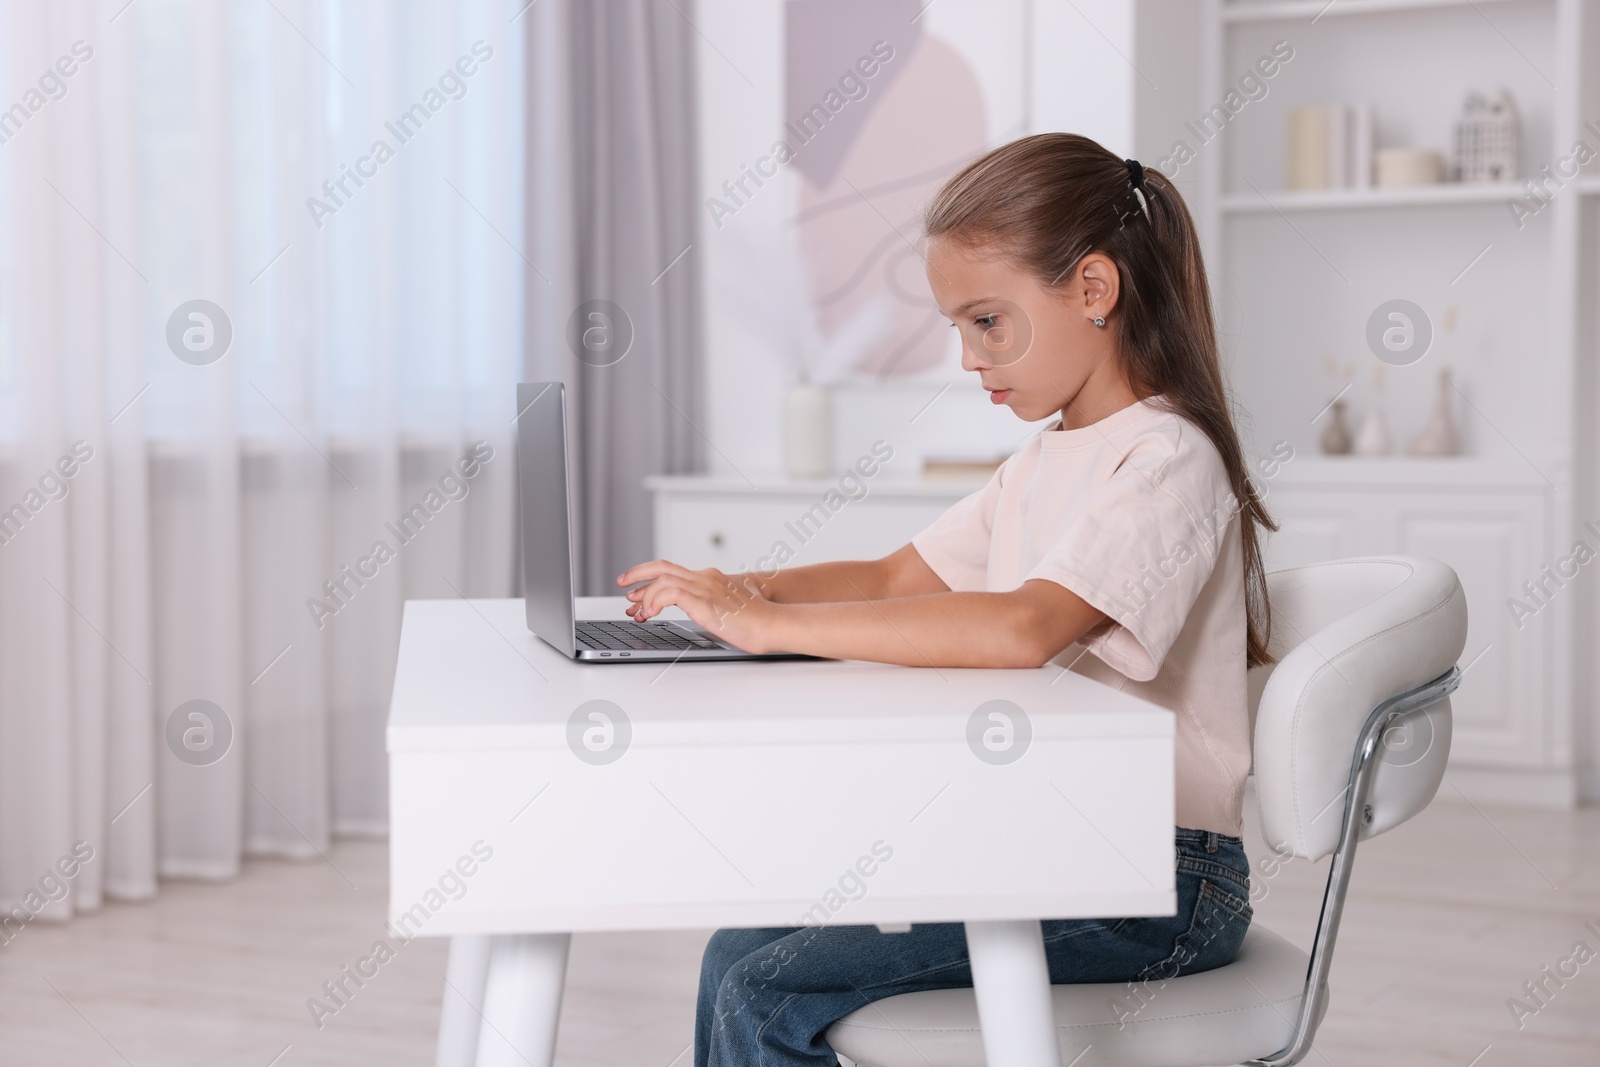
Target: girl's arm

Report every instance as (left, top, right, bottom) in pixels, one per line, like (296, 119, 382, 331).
(618, 559, 1107, 669)
(740, 543, 950, 603)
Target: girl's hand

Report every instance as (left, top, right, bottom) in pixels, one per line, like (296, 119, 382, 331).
(616, 561, 777, 653)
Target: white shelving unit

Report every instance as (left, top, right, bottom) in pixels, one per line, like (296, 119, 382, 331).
(1219, 181, 1529, 212)
(1198, 0, 1599, 803)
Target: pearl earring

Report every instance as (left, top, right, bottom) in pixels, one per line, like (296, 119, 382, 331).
(1093, 316, 1106, 327)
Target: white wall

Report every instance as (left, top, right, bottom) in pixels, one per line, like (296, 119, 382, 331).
(1132, 0, 1202, 200)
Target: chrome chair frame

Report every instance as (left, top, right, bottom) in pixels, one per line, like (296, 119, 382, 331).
(1245, 665, 1462, 1067)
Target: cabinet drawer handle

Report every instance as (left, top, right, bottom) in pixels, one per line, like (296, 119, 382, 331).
(709, 532, 724, 548)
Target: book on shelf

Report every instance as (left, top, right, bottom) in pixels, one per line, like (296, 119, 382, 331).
(1287, 103, 1373, 191)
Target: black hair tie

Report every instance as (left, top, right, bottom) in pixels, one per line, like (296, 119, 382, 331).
(1124, 157, 1150, 219)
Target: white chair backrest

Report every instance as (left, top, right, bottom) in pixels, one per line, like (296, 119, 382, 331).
(1248, 557, 1468, 861)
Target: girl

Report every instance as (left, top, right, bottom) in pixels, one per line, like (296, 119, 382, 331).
(617, 132, 1276, 1067)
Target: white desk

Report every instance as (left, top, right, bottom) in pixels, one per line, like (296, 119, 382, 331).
(388, 597, 1175, 1067)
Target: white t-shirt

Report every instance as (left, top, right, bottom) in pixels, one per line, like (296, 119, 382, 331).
(910, 396, 1251, 836)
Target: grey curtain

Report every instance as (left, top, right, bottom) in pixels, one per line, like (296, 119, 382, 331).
(523, 0, 705, 595)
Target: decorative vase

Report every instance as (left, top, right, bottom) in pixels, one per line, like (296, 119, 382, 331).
(784, 382, 832, 479)
(1407, 369, 1461, 456)
(1319, 398, 1354, 455)
(1354, 407, 1392, 456)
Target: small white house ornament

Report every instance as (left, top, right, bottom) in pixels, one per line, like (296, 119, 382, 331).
(1452, 89, 1519, 182)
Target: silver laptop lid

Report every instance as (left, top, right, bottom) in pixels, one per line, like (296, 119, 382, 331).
(517, 382, 577, 656)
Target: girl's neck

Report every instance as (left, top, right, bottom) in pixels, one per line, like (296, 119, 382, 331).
(1056, 366, 1145, 431)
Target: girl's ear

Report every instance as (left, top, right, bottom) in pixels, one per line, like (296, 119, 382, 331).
(1077, 252, 1120, 324)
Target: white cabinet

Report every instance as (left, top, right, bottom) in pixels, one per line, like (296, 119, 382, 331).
(645, 475, 977, 572)
(1393, 502, 1548, 767)
(1263, 458, 1564, 797)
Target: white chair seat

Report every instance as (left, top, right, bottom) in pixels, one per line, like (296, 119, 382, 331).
(828, 925, 1312, 1067)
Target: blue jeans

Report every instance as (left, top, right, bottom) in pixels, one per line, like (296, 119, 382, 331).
(694, 827, 1251, 1067)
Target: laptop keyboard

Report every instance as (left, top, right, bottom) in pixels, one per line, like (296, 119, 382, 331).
(575, 620, 723, 652)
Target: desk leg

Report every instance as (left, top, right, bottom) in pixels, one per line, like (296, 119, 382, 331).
(438, 935, 494, 1067)
(472, 932, 571, 1067)
(964, 919, 1062, 1067)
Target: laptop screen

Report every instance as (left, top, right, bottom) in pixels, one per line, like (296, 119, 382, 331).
(516, 382, 577, 656)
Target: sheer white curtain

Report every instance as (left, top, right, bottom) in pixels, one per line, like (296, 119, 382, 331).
(0, 0, 524, 918)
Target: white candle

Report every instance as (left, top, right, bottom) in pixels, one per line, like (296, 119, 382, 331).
(784, 382, 832, 479)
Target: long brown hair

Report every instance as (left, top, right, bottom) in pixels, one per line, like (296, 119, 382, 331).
(924, 132, 1277, 667)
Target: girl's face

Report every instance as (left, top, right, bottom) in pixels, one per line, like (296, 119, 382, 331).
(925, 236, 1131, 426)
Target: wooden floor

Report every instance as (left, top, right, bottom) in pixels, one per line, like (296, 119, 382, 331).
(2, 792, 1597, 1066)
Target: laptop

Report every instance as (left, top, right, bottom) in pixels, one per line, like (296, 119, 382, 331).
(517, 382, 814, 663)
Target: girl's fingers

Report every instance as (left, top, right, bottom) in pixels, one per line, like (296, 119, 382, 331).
(635, 576, 692, 621)
(617, 559, 701, 588)
(619, 564, 735, 625)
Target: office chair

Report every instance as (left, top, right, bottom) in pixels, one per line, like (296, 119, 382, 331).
(828, 556, 1468, 1067)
